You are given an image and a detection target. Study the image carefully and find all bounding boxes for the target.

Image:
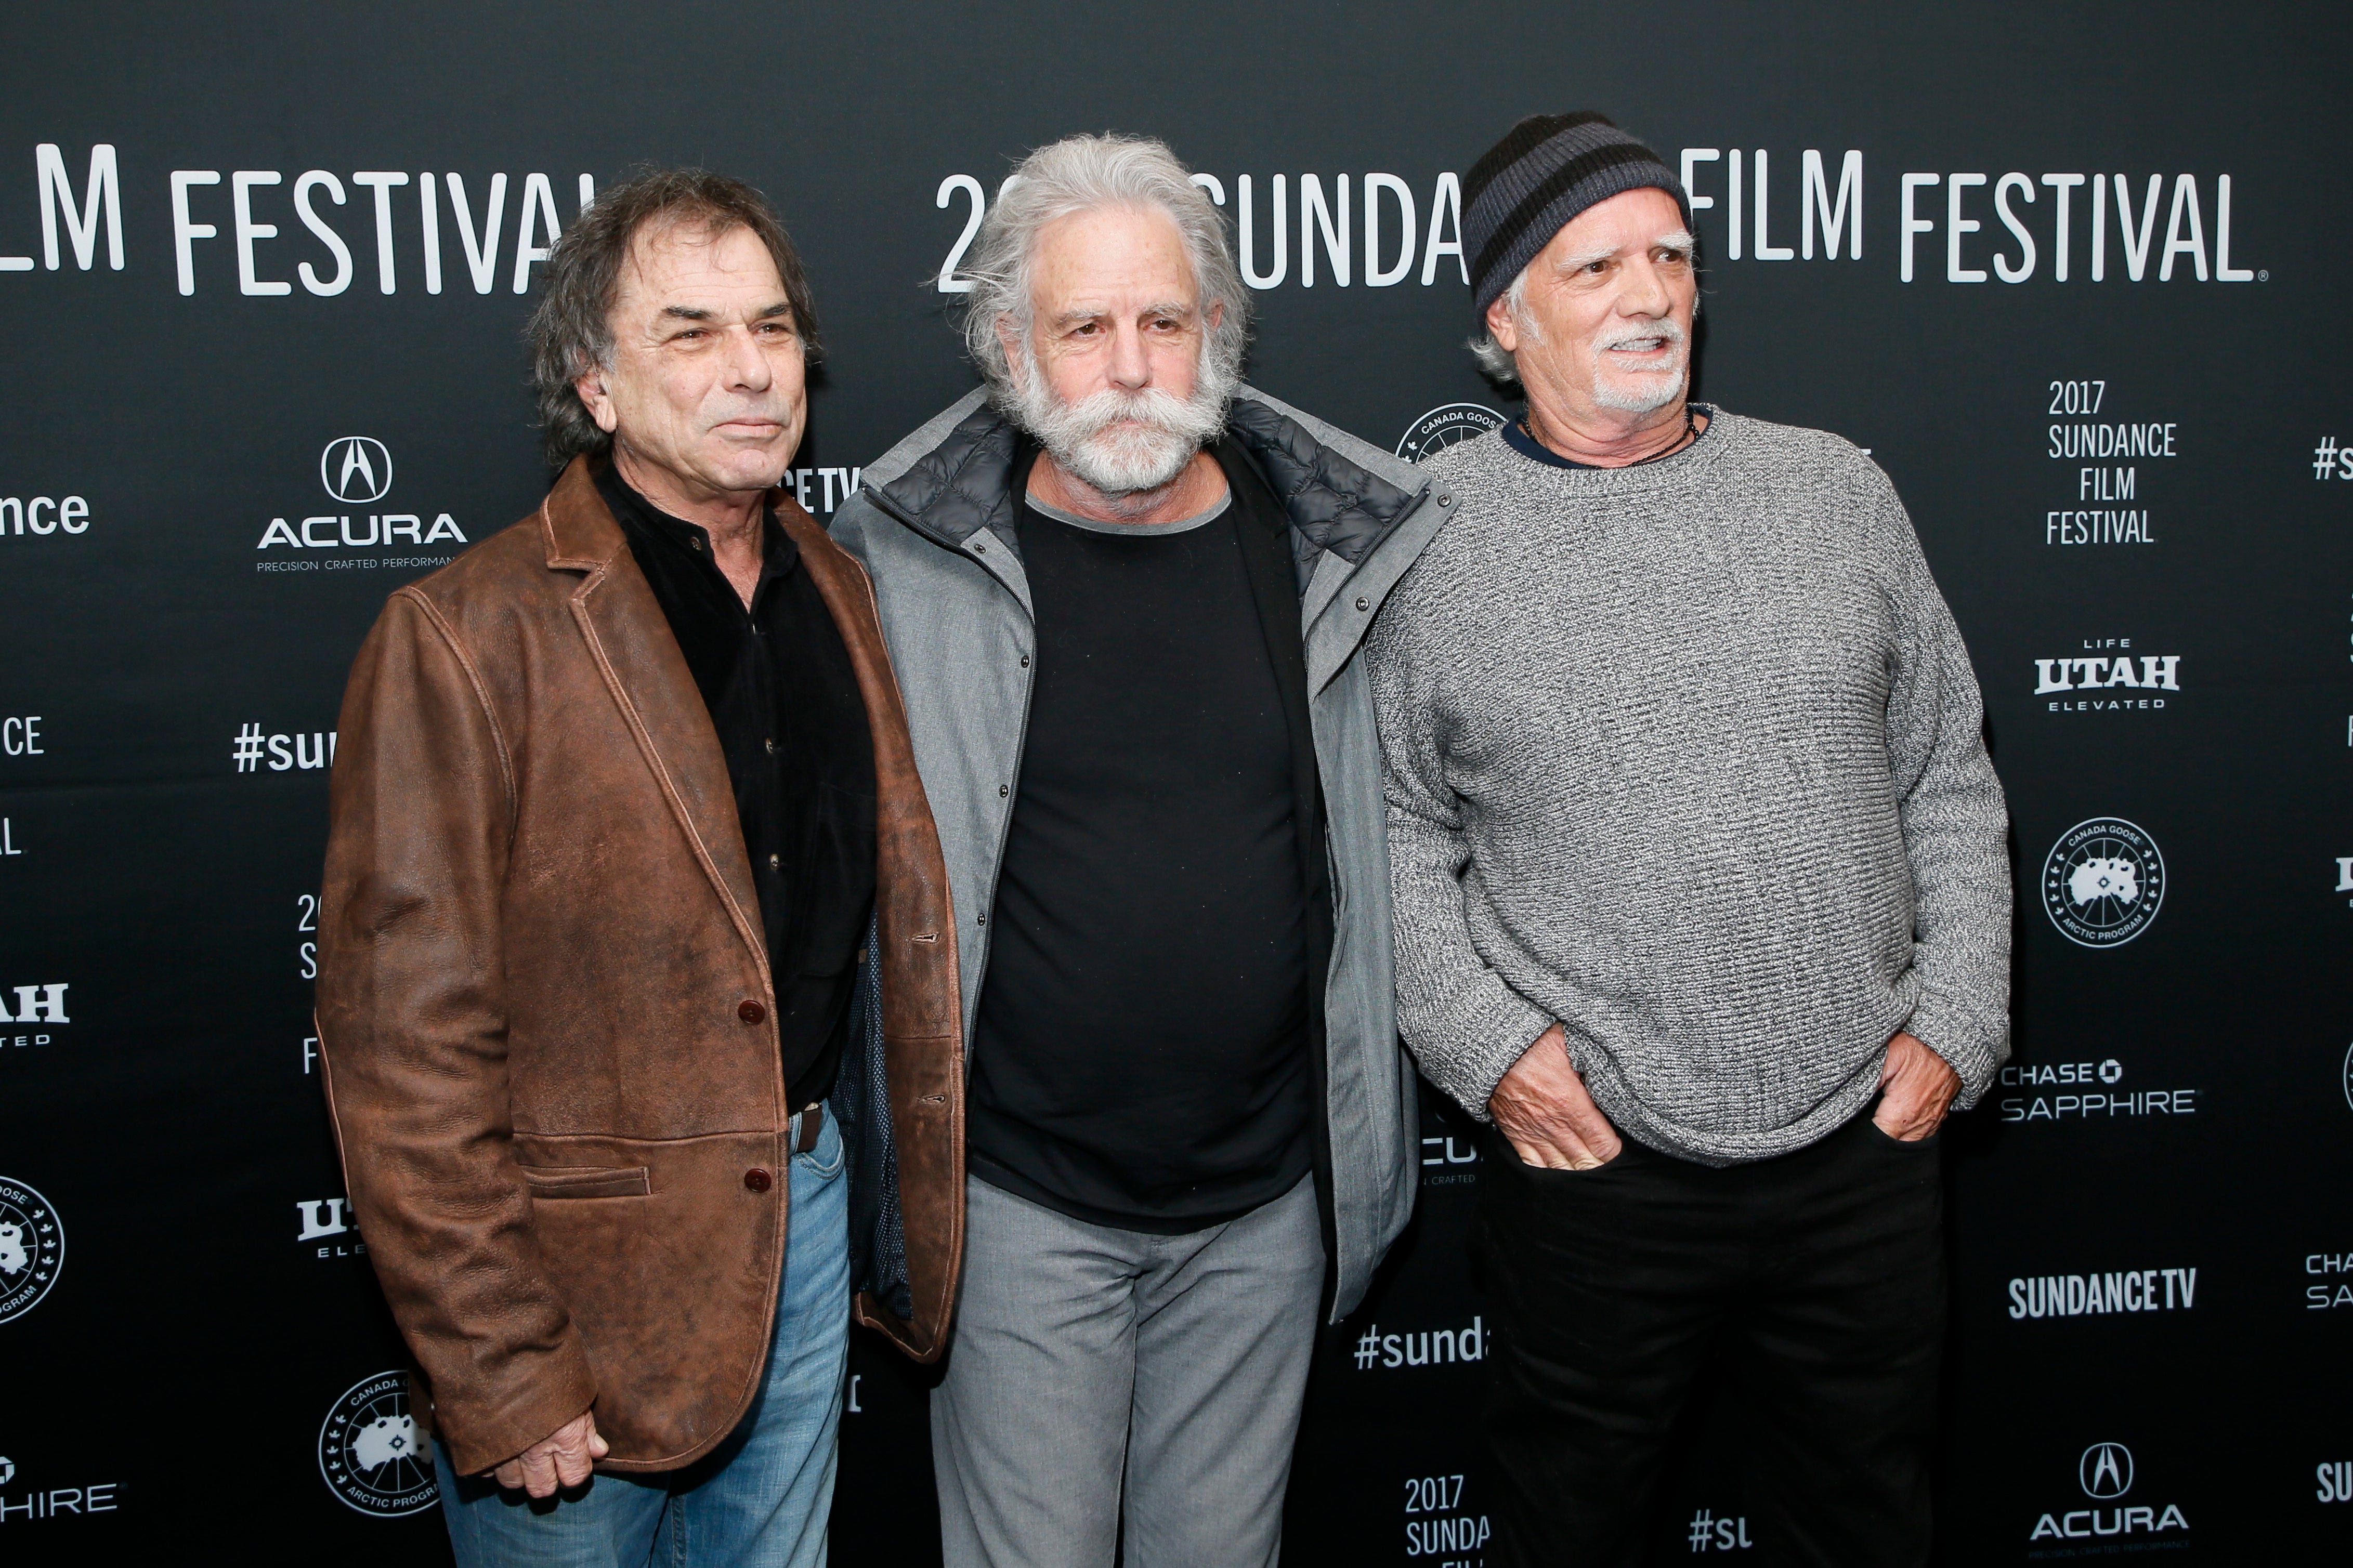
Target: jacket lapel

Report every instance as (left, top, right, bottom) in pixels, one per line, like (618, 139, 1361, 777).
(539, 458, 768, 978)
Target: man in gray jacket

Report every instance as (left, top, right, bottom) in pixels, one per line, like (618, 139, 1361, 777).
(1367, 114, 2011, 1565)
(830, 133, 1448, 1568)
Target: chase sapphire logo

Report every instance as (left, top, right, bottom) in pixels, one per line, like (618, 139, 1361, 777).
(318, 1371, 437, 1517)
(2042, 818, 2165, 948)
(320, 436, 393, 504)
(1396, 403, 1504, 464)
(2080, 1442, 2135, 1499)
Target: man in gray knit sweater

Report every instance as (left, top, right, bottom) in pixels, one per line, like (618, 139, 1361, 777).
(1367, 114, 2010, 1567)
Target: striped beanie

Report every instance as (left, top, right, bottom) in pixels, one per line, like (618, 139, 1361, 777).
(1463, 113, 1691, 321)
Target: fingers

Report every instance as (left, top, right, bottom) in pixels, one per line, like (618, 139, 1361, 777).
(1875, 1070, 1956, 1141)
(519, 1445, 561, 1498)
(552, 1436, 596, 1490)
(498, 1412, 605, 1498)
(1501, 1109, 1612, 1168)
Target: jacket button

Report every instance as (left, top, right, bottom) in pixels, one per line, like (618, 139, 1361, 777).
(743, 1168, 773, 1193)
(998, 784, 1009, 797)
(975, 913, 987, 926)
(738, 999, 766, 1024)
(1019, 654, 1031, 668)
(1355, 596, 1370, 611)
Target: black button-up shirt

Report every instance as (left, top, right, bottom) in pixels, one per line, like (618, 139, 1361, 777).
(596, 461, 875, 1107)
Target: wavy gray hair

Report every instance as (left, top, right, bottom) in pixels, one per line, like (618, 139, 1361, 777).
(957, 134, 1250, 406)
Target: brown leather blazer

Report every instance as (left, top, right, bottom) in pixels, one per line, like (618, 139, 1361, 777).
(316, 458, 964, 1478)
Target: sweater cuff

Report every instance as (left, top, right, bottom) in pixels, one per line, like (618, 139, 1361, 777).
(1905, 997, 2006, 1112)
(1414, 983, 1557, 1125)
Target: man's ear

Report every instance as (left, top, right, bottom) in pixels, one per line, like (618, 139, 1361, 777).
(574, 362, 620, 436)
(1484, 293, 1521, 354)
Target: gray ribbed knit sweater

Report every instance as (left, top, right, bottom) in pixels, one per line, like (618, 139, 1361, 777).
(1367, 411, 2010, 1166)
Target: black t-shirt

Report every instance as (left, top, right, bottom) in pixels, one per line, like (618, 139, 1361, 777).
(595, 461, 874, 1108)
(966, 443, 1321, 1233)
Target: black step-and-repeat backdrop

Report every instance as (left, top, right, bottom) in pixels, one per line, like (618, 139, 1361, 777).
(3, 2, 2346, 1560)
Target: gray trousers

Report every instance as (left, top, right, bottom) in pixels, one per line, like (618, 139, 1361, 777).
(931, 1172, 1325, 1568)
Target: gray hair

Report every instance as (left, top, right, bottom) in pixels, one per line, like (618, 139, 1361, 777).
(957, 134, 1251, 405)
(1466, 270, 1530, 388)
(526, 167, 822, 468)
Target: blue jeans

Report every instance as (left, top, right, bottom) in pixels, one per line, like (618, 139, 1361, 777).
(435, 1108, 849, 1567)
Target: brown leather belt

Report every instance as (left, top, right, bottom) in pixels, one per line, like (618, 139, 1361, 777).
(794, 1101, 823, 1156)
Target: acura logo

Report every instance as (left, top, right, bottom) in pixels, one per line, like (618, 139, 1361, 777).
(321, 437, 393, 504)
(2079, 1442, 2134, 1499)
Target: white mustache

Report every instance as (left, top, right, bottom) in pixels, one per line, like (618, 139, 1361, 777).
(1595, 319, 1687, 359)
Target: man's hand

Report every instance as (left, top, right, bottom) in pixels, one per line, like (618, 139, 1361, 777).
(491, 1410, 608, 1498)
(1873, 1032, 1959, 1142)
(1488, 1024, 1624, 1169)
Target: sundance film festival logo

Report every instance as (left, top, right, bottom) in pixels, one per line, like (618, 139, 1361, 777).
(1396, 403, 1504, 464)
(0, 1176, 63, 1325)
(1403, 1473, 1492, 1559)
(318, 1372, 436, 1517)
(2028, 1441, 2188, 1543)
(2042, 818, 2165, 947)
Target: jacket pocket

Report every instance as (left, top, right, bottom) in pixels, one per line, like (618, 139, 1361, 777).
(519, 1164, 651, 1200)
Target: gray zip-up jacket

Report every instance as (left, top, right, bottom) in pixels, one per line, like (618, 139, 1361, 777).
(831, 385, 1458, 1319)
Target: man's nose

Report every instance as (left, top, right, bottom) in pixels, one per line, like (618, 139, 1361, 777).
(1105, 322, 1153, 391)
(1619, 256, 1673, 318)
(722, 324, 774, 391)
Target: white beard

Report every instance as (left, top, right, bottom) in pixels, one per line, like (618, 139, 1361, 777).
(1589, 318, 1690, 414)
(1013, 343, 1235, 497)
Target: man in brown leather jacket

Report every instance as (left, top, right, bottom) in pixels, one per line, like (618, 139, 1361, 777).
(316, 169, 963, 1567)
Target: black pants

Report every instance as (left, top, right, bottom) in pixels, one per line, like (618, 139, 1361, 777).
(1475, 1106, 1945, 1567)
